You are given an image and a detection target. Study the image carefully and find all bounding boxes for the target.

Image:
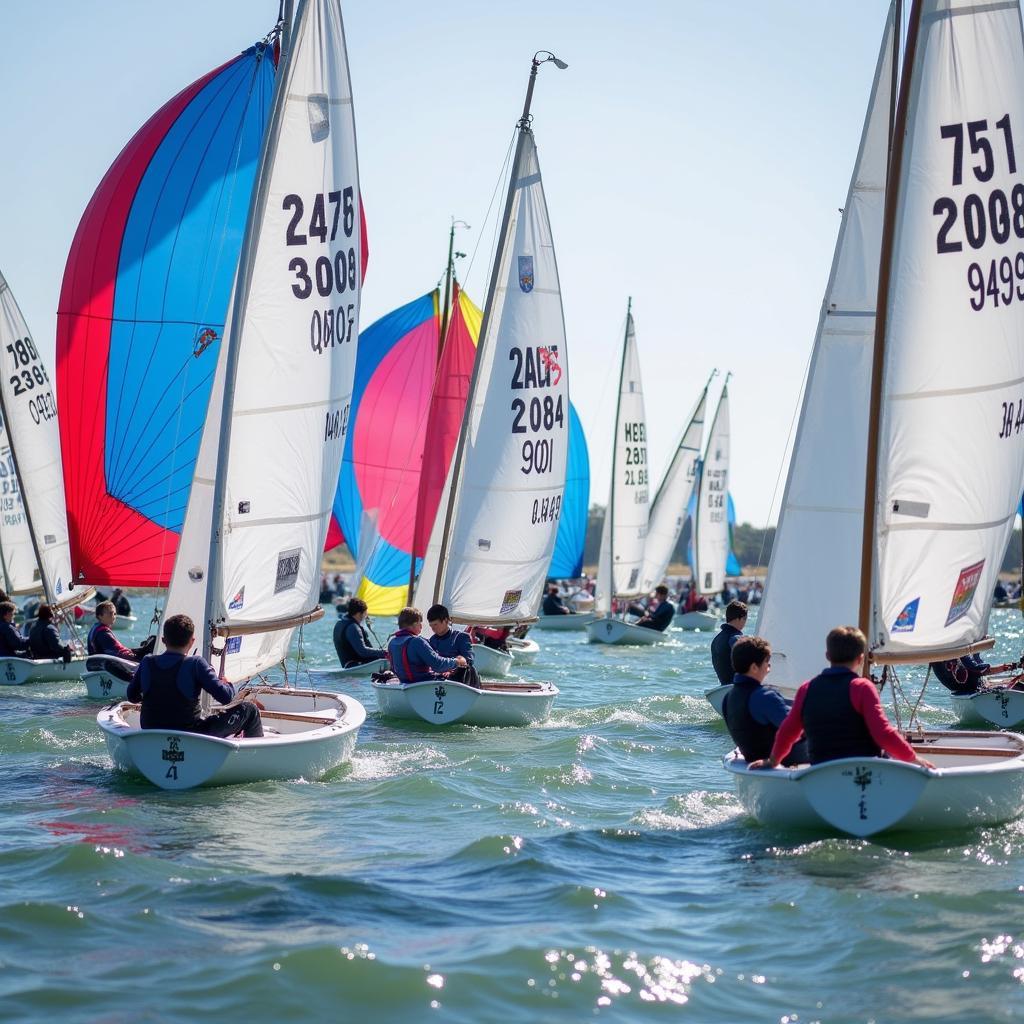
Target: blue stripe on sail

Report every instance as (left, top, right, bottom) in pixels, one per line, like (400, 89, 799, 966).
(550, 402, 589, 578)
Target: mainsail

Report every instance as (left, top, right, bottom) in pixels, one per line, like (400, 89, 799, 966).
(595, 304, 649, 613)
(415, 128, 569, 623)
(869, 0, 1024, 659)
(0, 270, 79, 608)
(756, 2, 895, 685)
(693, 383, 731, 596)
(549, 402, 590, 579)
(56, 41, 277, 588)
(0, 415, 39, 596)
(167, 0, 362, 678)
(333, 286, 480, 614)
(639, 377, 711, 593)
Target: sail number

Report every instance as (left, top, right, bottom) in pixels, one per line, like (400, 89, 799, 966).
(966, 253, 1024, 311)
(324, 402, 350, 442)
(705, 467, 727, 523)
(997, 397, 1024, 439)
(509, 346, 564, 477)
(531, 495, 561, 524)
(5, 336, 57, 425)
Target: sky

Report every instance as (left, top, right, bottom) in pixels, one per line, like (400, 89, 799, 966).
(0, 0, 893, 527)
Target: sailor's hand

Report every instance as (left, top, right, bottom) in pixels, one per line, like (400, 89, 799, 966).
(915, 756, 935, 769)
(748, 757, 777, 771)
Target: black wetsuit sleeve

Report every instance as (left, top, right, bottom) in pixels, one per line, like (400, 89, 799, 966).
(194, 658, 236, 705)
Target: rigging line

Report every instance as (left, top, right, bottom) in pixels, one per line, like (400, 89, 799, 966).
(461, 130, 517, 294)
(106, 61, 247, 473)
(106, 63, 254, 489)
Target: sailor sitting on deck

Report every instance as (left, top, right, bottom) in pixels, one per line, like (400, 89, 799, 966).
(749, 626, 934, 770)
(634, 584, 675, 631)
(87, 601, 155, 682)
(333, 597, 386, 667)
(126, 613, 262, 737)
(723, 637, 806, 766)
(111, 588, 132, 617)
(426, 604, 482, 687)
(28, 605, 72, 664)
(542, 584, 572, 615)
(469, 624, 511, 651)
(387, 606, 467, 683)
(0, 601, 31, 658)
(711, 600, 748, 685)
(928, 653, 1012, 695)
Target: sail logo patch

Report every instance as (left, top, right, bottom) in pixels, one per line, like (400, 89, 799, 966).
(226, 636, 242, 655)
(308, 93, 330, 143)
(228, 587, 245, 612)
(499, 589, 522, 616)
(945, 559, 985, 627)
(892, 597, 919, 633)
(274, 548, 301, 594)
(538, 346, 562, 385)
(518, 255, 534, 293)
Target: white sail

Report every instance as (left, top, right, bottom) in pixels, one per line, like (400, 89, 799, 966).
(164, 0, 362, 679)
(593, 309, 649, 611)
(0, 416, 41, 595)
(0, 270, 78, 608)
(415, 130, 569, 623)
(756, 3, 895, 685)
(639, 382, 709, 593)
(693, 384, 730, 596)
(872, 0, 1024, 658)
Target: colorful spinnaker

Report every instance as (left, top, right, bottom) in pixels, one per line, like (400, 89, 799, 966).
(549, 402, 589, 579)
(56, 40, 278, 588)
(333, 285, 481, 614)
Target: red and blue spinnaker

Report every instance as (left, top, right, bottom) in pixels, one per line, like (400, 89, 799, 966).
(56, 43, 277, 587)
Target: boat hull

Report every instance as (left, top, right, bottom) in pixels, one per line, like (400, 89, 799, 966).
(951, 689, 1024, 728)
(586, 618, 665, 646)
(97, 692, 366, 790)
(676, 610, 721, 630)
(330, 657, 389, 678)
(372, 678, 557, 726)
(472, 644, 514, 678)
(0, 656, 87, 686)
(725, 730, 1024, 836)
(507, 637, 539, 665)
(112, 615, 138, 632)
(535, 612, 596, 631)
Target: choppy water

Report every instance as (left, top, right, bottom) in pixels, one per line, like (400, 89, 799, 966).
(3, 603, 1024, 1022)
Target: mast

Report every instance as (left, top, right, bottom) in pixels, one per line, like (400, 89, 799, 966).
(694, 372, 730, 595)
(857, 0, 922, 643)
(607, 298, 632, 603)
(430, 51, 567, 606)
(280, 0, 295, 65)
(202, 0, 305, 659)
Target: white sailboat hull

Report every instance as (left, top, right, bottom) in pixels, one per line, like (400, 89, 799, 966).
(535, 612, 596, 631)
(705, 681, 799, 718)
(676, 610, 721, 630)
(507, 636, 539, 665)
(111, 615, 138, 632)
(330, 657, 389, 678)
(372, 678, 556, 727)
(472, 644, 514, 678)
(98, 691, 366, 790)
(586, 617, 665, 646)
(0, 656, 87, 686)
(725, 731, 1024, 836)
(950, 689, 1024, 729)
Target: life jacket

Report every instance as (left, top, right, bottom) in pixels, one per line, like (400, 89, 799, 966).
(388, 631, 431, 683)
(136, 656, 202, 732)
(334, 615, 370, 666)
(87, 622, 108, 656)
(801, 669, 881, 764)
(710, 624, 740, 685)
(723, 677, 777, 762)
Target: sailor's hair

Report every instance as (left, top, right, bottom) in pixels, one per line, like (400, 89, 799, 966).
(732, 635, 771, 674)
(826, 626, 867, 664)
(398, 607, 422, 629)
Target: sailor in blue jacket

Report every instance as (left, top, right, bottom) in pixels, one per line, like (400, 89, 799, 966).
(0, 601, 31, 657)
(388, 607, 467, 683)
(635, 585, 675, 631)
(333, 597, 387, 667)
(426, 604, 474, 664)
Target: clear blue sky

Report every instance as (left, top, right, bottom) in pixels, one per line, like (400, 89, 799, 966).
(0, 0, 892, 527)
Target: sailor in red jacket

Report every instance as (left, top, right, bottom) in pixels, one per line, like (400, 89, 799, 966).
(750, 625, 934, 770)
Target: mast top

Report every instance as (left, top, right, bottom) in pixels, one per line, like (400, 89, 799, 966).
(519, 51, 569, 130)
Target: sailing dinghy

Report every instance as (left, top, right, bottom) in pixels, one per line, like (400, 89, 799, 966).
(587, 301, 661, 646)
(0, 271, 92, 684)
(727, 0, 1024, 835)
(376, 51, 569, 726)
(98, 0, 366, 787)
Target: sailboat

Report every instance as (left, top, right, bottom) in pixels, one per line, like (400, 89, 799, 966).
(586, 300, 660, 646)
(98, 0, 366, 787)
(374, 50, 569, 726)
(677, 380, 731, 630)
(639, 372, 713, 630)
(0, 270, 92, 686)
(726, 0, 1024, 836)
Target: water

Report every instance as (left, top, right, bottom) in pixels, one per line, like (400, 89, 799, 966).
(3, 604, 1024, 1022)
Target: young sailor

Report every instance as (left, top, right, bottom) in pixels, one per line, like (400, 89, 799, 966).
(635, 584, 675, 631)
(711, 600, 748, 685)
(426, 604, 474, 664)
(333, 597, 386, 667)
(388, 606, 467, 683)
(28, 605, 72, 663)
(542, 584, 572, 615)
(749, 626, 934, 770)
(111, 588, 132, 616)
(0, 601, 30, 658)
(723, 637, 806, 766)
(126, 613, 262, 737)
